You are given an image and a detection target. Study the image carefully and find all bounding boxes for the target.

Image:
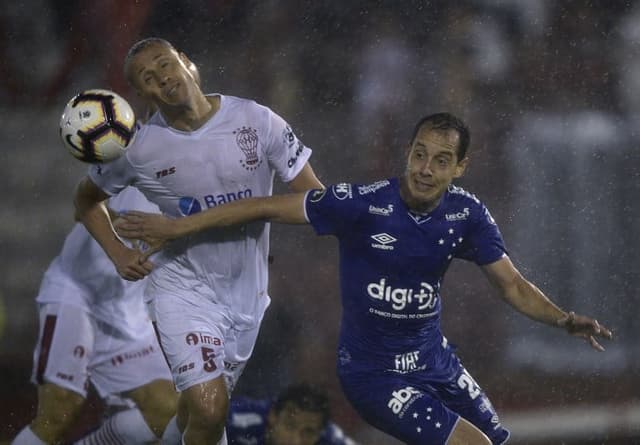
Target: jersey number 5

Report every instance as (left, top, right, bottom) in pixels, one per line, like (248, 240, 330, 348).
(201, 347, 217, 372)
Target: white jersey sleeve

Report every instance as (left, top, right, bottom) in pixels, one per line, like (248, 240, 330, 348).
(263, 106, 312, 183)
(88, 149, 138, 195)
(36, 187, 160, 337)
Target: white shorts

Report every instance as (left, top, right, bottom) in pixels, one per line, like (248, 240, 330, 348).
(148, 292, 263, 392)
(31, 302, 172, 398)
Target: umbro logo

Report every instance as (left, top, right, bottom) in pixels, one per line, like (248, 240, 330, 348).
(371, 233, 397, 250)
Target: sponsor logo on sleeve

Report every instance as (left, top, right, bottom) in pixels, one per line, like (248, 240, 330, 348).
(309, 189, 327, 202)
(332, 183, 353, 200)
(287, 140, 305, 167)
(282, 125, 296, 148)
(358, 180, 390, 195)
(282, 125, 305, 167)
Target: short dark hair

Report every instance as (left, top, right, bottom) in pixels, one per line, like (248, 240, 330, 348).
(123, 38, 175, 79)
(272, 383, 330, 426)
(410, 112, 471, 160)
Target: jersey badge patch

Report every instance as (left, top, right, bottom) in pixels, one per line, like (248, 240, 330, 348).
(234, 126, 263, 171)
(309, 189, 327, 202)
(332, 183, 352, 200)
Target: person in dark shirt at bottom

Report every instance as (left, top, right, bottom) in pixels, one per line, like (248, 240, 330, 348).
(226, 383, 357, 445)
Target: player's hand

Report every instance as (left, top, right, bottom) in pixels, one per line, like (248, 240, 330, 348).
(557, 311, 613, 351)
(114, 211, 180, 244)
(111, 244, 153, 281)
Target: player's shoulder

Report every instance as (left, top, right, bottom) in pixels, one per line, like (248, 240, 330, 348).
(443, 184, 493, 224)
(446, 184, 483, 207)
(137, 112, 167, 132)
(220, 93, 271, 115)
(126, 115, 160, 153)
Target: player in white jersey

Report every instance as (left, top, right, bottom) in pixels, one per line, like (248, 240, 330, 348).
(12, 186, 179, 445)
(73, 38, 324, 444)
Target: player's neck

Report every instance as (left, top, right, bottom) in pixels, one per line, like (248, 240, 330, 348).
(399, 177, 441, 214)
(161, 95, 220, 131)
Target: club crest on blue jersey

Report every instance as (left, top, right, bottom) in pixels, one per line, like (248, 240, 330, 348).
(332, 183, 353, 200)
(234, 126, 262, 171)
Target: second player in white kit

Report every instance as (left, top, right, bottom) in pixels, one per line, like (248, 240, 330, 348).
(12, 187, 179, 445)
(74, 38, 324, 443)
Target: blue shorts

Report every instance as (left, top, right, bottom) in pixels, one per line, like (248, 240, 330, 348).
(338, 364, 510, 445)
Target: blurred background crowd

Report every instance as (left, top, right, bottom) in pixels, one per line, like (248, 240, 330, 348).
(1, 0, 639, 443)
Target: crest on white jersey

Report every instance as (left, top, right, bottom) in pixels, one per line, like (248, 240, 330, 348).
(234, 126, 262, 171)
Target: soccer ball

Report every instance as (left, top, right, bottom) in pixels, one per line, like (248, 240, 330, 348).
(59, 89, 136, 163)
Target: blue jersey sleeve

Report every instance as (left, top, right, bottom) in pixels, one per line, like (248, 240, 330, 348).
(305, 183, 365, 236)
(456, 204, 507, 265)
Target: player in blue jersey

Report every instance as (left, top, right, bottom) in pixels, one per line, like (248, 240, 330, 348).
(227, 383, 356, 445)
(115, 113, 613, 445)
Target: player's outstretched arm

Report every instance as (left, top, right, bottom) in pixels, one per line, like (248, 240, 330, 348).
(288, 162, 325, 192)
(74, 177, 153, 280)
(482, 256, 613, 351)
(116, 192, 309, 246)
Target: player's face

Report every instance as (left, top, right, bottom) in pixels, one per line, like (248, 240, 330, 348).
(126, 43, 198, 107)
(267, 403, 324, 445)
(401, 126, 468, 212)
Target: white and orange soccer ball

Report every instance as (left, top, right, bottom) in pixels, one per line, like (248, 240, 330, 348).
(59, 89, 136, 163)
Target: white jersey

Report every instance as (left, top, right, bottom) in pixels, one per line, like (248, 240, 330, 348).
(36, 187, 160, 337)
(88, 94, 312, 329)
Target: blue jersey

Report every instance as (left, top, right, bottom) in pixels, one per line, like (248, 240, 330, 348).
(226, 397, 356, 445)
(304, 178, 507, 381)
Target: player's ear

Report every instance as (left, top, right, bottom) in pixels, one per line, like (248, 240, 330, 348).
(454, 156, 469, 178)
(179, 52, 201, 86)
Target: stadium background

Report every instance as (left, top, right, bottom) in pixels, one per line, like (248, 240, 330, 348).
(1, 1, 639, 443)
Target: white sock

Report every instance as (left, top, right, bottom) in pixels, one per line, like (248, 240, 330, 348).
(160, 415, 182, 445)
(11, 426, 46, 445)
(74, 407, 157, 444)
